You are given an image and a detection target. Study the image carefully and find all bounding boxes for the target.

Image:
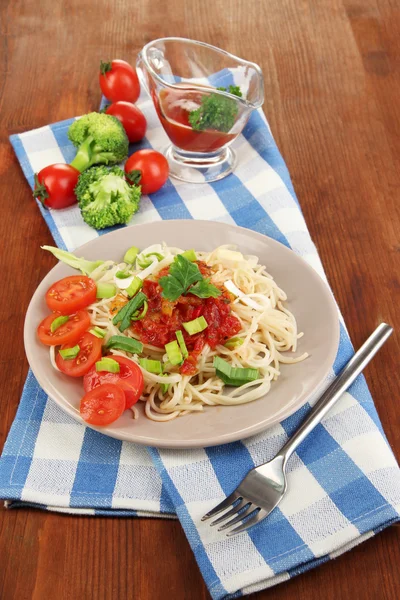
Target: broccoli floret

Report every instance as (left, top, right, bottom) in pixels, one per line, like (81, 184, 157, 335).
(75, 166, 141, 230)
(68, 112, 129, 172)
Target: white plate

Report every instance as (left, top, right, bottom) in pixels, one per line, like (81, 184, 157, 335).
(24, 220, 340, 448)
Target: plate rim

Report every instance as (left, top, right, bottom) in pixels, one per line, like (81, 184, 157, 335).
(24, 220, 340, 448)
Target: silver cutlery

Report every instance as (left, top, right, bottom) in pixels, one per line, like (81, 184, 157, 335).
(202, 323, 393, 536)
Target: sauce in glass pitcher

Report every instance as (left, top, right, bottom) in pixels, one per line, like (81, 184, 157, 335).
(156, 86, 237, 152)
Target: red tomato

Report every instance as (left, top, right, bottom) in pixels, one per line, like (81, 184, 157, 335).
(33, 164, 79, 209)
(125, 149, 169, 195)
(83, 355, 144, 409)
(105, 101, 147, 143)
(80, 383, 126, 426)
(37, 310, 91, 346)
(99, 59, 140, 103)
(45, 275, 97, 315)
(56, 332, 102, 377)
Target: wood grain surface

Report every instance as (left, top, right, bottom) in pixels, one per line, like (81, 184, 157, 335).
(0, 0, 399, 598)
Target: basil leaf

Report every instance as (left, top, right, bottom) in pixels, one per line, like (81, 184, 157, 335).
(158, 275, 185, 302)
(170, 255, 202, 288)
(189, 278, 221, 299)
(159, 255, 202, 301)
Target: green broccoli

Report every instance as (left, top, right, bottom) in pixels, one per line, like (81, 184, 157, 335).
(68, 112, 129, 172)
(75, 166, 141, 230)
(188, 86, 242, 133)
(217, 85, 243, 98)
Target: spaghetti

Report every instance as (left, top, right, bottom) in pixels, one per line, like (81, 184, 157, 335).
(63, 243, 308, 422)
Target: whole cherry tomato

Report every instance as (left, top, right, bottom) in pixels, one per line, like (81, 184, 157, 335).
(33, 164, 79, 209)
(99, 59, 140, 103)
(125, 149, 169, 195)
(106, 101, 147, 143)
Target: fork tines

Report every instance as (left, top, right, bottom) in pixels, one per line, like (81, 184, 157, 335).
(202, 493, 265, 535)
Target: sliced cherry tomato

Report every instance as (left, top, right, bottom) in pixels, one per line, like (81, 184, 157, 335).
(33, 164, 80, 209)
(37, 310, 91, 346)
(105, 101, 147, 143)
(56, 332, 102, 377)
(83, 355, 144, 409)
(45, 275, 97, 315)
(99, 59, 140, 103)
(80, 383, 126, 426)
(125, 149, 169, 195)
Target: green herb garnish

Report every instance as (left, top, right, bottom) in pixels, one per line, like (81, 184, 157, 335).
(190, 278, 221, 299)
(159, 255, 221, 302)
(159, 255, 202, 301)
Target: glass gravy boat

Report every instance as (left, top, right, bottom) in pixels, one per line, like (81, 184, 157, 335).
(137, 38, 264, 183)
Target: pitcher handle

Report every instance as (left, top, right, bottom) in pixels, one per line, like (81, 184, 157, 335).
(136, 52, 150, 96)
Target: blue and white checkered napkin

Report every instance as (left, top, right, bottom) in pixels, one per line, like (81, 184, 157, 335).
(2, 81, 400, 599)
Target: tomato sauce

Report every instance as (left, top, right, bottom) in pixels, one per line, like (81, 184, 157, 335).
(155, 88, 236, 153)
(131, 269, 241, 375)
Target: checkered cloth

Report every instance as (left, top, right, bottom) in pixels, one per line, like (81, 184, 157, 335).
(2, 77, 400, 599)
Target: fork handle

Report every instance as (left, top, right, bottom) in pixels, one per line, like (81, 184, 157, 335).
(278, 323, 393, 464)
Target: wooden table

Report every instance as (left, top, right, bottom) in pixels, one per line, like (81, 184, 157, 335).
(1, 0, 399, 598)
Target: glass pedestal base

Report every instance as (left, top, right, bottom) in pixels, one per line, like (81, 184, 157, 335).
(164, 146, 237, 184)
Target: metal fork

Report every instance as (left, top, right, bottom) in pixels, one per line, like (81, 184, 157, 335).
(202, 323, 393, 536)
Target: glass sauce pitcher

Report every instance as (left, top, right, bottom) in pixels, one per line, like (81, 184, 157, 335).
(137, 38, 264, 183)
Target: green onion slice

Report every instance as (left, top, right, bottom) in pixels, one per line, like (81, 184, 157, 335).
(115, 270, 132, 279)
(123, 245, 140, 264)
(160, 375, 169, 394)
(89, 327, 106, 339)
(139, 358, 163, 374)
(182, 316, 208, 335)
(96, 358, 120, 373)
(105, 336, 143, 354)
(224, 337, 244, 350)
(96, 282, 116, 299)
(112, 292, 147, 332)
(126, 276, 143, 298)
(213, 356, 259, 386)
(131, 300, 148, 321)
(59, 345, 80, 360)
(50, 315, 69, 333)
(180, 249, 197, 262)
(165, 340, 183, 366)
(137, 252, 164, 268)
(176, 330, 188, 359)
